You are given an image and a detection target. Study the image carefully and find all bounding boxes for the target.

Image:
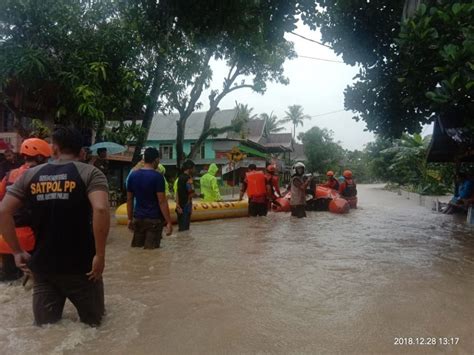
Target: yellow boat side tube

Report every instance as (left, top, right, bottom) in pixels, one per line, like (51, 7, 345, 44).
(115, 200, 249, 225)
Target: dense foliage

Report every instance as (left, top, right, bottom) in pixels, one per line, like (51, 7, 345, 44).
(312, 0, 473, 137)
(300, 124, 453, 194)
(0, 0, 146, 131)
(299, 126, 344, 175)
(365, 135, 454, 195)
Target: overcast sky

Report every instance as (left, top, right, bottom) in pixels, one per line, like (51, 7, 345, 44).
(201, 23, 375, 151)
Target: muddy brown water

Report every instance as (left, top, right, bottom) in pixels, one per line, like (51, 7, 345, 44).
(1, 185, 473, 354)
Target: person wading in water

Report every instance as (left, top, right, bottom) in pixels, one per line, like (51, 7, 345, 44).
(127, 147, 173, 248)
(0, 127, 110, 326)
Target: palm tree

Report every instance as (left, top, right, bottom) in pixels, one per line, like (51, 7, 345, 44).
(382, 133, 431, 185)
(235, 102, 257, 121)
(234, 102, 257, 139)
(280, 105, 311, 140)
(260, 112, 284, 137)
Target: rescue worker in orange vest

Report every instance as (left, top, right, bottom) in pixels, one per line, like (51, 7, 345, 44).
(339, 170, 357, 208)
(239, 164, 272, 216)
(321, 170, 339, 190)
(0, 138, 52, 281)
(265, 164, 281, 200)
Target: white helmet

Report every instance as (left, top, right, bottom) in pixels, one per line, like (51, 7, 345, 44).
(292, 162, 306, 176)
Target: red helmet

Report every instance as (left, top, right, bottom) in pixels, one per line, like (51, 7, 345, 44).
(267, 165, 277, 174)
(343, 170, 353, 178)
(20, 138, 52, 158)
(326, 170, 335, 177)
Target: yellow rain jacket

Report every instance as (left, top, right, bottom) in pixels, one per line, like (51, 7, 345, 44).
(200, 163, 221, 202)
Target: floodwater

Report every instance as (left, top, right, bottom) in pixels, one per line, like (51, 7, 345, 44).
(1, 185, 473, 354)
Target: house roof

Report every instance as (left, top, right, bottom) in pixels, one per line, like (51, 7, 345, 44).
(427, 115, 474, 163)
(247, 119, 266, 142)
(148, 109, 237, 141)
(259, 133, 293, 152)
(291, 143, 307, 162)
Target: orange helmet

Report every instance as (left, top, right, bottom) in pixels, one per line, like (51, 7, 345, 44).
(20, 138, 52, 158)
(343, 170, 353, 178)
(326, 170, 335, 177)
(267, 165, 277, 174)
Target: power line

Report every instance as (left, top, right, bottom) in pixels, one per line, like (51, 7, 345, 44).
(309, 109, 346, 118)
(289, 31, 333, 49)
(297, 55, 345, 64)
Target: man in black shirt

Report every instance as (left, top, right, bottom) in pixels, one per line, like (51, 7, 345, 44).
(0, 127, 110, 327)
(175, 160, 195, 232)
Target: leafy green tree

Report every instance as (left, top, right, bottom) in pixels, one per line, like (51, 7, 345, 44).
(0, 0, 146, 134)
(364, 136, 396, 182)
(341, 149, 371, 183)
(299, 126, 344, 174)
(382, 133, 431, 185)
(378, 133, 452, 194)
(281, 105, 311, 140)
(169, 9, 295, 165)
(103, 123, 145, 146)
(309, 0, 473, 137)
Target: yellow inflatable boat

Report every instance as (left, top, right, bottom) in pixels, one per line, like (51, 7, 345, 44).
(115, 200, 249, 225)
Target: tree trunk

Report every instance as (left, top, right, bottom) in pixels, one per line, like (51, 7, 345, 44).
(188, 63, 255, 160)
(173, 51, 214, 169)
(188, 106, 219, 160)
(132, 72, 162, 165)
(176, 118, 186, 170)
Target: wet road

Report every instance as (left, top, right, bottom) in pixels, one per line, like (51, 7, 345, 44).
(1, 185, 473, 354)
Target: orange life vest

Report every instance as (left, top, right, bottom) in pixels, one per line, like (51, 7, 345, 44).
(0, 164, 36, 254)
(0, 227, 35, 254)
(246, 171, 267, 198)
(322, 178, 339, 191)
(341, 179, 357, 198)
(0, 164, 29, 201)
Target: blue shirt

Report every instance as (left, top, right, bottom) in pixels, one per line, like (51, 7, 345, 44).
(459, 180, 474, 199)
(127, 169, 165, 219)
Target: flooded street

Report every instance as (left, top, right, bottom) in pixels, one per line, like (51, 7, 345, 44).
(1, 184, 473, 354)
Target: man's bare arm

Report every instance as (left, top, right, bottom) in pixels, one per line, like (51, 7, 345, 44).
(0, 194, 31, 272)
(87, 190, 109, 281)
(157, 192, 173, 236)
(157, 192, 171, 225)
(127, 191, 134, 222)
(89, 190, 109, 257)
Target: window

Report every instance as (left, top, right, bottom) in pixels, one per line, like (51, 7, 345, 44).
(159, 144, 173, 160)
(190, 143, 205, 159)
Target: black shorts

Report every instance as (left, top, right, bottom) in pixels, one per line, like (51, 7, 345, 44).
(249, 201, 268, 217)
(132, 218, 164, 249)
(33, 273, 104, 327)
(291, 205, 307, 218)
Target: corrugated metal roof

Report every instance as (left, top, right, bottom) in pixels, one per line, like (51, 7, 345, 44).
(427, 116, 474, 163)
(148, 109, 237, 141)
